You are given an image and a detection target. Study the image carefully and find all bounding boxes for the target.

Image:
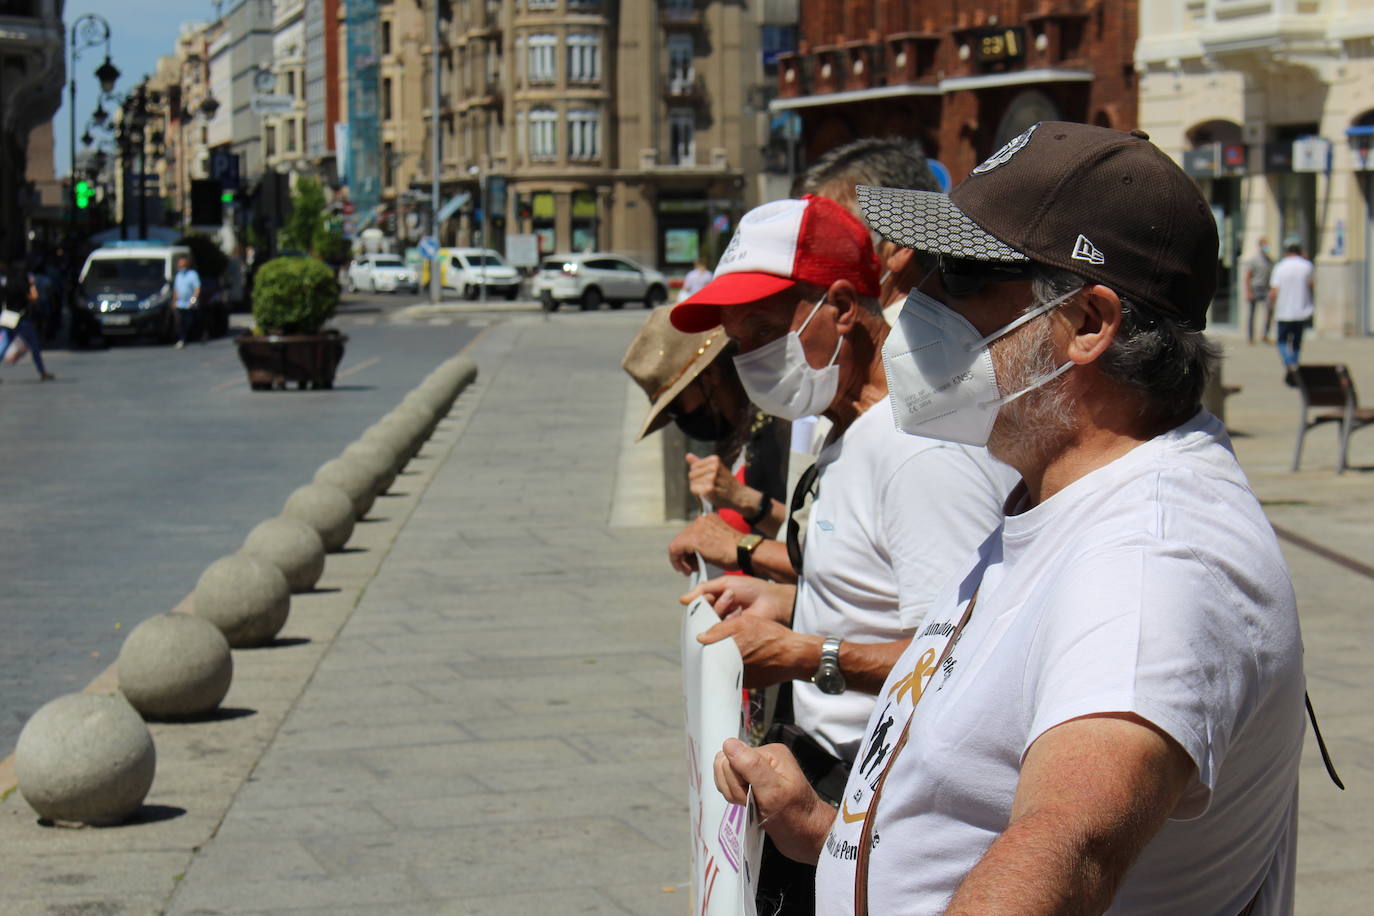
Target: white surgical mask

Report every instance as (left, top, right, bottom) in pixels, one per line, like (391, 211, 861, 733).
(881, 286, 1075, 446)
(733, 295, 842, 421)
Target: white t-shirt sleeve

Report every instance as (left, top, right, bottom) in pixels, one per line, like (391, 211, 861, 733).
(879, 444, 1010, 632)
(1021, 545, 1255, 819)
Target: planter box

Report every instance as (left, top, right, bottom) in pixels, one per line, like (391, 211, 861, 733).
(235, 331, 348, 390)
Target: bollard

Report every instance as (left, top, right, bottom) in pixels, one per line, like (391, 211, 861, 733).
(342, 440, 399, 493)
(315, 456, 380, 517)
(242, 516, 327, 593)
(118, 613, 233, 720)
(282, 482, 356, 552)
(193, 552, 291, 647)
(15, 693, 156, 826)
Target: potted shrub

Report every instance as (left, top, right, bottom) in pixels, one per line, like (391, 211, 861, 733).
(235, 256, 347, 390)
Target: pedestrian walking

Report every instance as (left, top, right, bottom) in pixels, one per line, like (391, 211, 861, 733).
(1244, 237, 1274, 343)
(0, 262, 56, 381)
(678, 258, 713, 302)
(1268, 238, 1315, 376)
(172, 255, 203, 348)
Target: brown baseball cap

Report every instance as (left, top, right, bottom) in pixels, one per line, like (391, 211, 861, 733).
(856, 121, 1219, 329)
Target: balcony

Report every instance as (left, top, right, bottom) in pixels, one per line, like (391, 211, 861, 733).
(664, 67, 706, 103)
(840, 41, 881, 92)
(885, 32, 941, 85)
(810, 46, 845, 96)
(661, 6, 703, 30)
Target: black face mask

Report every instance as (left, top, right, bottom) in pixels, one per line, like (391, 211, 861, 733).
(672, 405, 731, 442)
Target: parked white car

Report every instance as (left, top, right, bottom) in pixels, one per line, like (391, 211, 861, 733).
(430, 248, 521, 300)
(531, 253, 669, 311)
(345, 254, 418, 294)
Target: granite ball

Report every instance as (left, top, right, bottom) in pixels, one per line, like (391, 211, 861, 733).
(404, 385, 449, 419)
(15, 693, 156, 826)
(342, 440, 399, 492)
(193, 552, 291, 647)
(118, 613, 233, 720)
(282, 481, 356, 552)
(314, 457, 379, 518)
(242, 516, 327, 592)
(362, 418, 419, 466)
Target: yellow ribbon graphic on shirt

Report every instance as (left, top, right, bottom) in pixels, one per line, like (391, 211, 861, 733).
(887, 648, 938, 705)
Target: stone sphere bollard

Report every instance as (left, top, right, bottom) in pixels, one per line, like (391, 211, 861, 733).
(314, 457, 379, 518)
(118, 613, 233, 720)
(404, 385, 450, 419)
(342, 440, 399, 492)
(282, 482, 356, 552)
(193, 552, 291, 647)
(392, 402, 439, 443)
(242, 516, 327, 593)
(378, 407, 430, 458)
(15, 693, 156, 826)
(362, 419, 419, 467)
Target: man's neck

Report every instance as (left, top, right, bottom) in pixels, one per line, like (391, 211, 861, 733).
(823, 317, 889, 434)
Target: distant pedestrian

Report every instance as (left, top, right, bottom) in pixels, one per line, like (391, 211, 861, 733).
(679, 259, 713, 302)
(1268, 238, 1314, 375)
(1243, 237, 1274, 343)
(0, 264, 56, 381)
(172, 255, 202, 348)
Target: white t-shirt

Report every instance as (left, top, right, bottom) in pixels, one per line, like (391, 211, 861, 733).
(815, 410, 1305, 915)
(1269, 255, 1314, 322)
(791, 398, 1018, 762)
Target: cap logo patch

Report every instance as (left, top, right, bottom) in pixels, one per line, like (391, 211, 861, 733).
(1071, 234, 1105, 265)
(717, 228, 745, 266)
(970, 123, 1039, 176)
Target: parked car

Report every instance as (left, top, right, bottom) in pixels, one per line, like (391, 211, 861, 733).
(72, 242, 229, 345)
(531, 253, 668, 311)
(345, 253, 418, 294)
(421, 247, 521, 300)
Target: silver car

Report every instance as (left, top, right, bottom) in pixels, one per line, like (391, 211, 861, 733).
(532, 252, 669, 311)
(346, 254, 419, 294)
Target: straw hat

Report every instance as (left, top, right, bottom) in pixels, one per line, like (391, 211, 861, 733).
(621, 306, 730, 441)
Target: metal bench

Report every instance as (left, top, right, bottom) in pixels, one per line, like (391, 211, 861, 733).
(1291, 364, 1374, 473)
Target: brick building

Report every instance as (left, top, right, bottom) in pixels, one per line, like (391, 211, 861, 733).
(771, 1, 1139, 183)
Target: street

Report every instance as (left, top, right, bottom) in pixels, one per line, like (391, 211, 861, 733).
(0, 292, 501, 755)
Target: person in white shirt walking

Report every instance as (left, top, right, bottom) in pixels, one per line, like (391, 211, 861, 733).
(1267, 239, 1315, 373)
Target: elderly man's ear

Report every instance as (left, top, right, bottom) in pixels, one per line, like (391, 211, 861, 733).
(825, 279, 861, 334)
(1060, 284, 1123, 366)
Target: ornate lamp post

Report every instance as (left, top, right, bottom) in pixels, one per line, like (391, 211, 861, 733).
(68, 14, 119, 229)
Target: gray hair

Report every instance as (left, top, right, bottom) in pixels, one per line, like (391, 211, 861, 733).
(1031, 266, 1219, 422)
(792, 137, 939, 198)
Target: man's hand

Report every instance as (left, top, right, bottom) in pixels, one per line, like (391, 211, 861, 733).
(667, 513, 748, 575)
(714, 738, 835, 864)
(698, 614, 820, 689)
(680, 575, 796, 625)
(686, 453, 754, 515)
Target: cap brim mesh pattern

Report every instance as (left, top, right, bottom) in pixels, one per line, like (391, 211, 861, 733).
(856, 185, 1027, 264)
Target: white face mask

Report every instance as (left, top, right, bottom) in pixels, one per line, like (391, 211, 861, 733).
(881, 286, 1075, 446)
(733, 294, 842, 421)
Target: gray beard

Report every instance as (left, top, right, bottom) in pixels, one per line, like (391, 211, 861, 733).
(986, 315, 1076, 467)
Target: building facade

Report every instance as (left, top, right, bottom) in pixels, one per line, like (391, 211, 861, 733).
(1, 0, 65, 262)
(1137, 0, 1374, 337)
(771, 1, 1139, 184)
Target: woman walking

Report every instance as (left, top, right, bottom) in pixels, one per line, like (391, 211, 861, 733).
(0, 263, 56, 381)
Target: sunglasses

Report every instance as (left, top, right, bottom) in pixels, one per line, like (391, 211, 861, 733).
(938, 256, 1033, 298)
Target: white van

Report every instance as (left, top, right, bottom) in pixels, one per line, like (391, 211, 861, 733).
(75, 242, 217, 343)
(421, 247, 521, 299)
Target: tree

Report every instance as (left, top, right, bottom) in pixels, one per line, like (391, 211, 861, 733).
(278, 176, 328, 255)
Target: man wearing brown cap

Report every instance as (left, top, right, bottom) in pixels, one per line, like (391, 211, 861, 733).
(714, 123, 1308, 914)
(671, 194, 1015, 913)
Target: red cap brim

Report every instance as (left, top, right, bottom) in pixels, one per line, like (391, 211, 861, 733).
(669, 273, 797, 332)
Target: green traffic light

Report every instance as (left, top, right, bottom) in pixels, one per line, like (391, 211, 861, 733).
(75, 180, 93, 210)
(221, 190, 234, 203)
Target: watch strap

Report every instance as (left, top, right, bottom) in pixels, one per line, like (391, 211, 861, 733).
(742, 493, 772, 527)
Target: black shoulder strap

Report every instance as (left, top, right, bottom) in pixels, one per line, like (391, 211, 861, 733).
(1305, 691, 1344, 790)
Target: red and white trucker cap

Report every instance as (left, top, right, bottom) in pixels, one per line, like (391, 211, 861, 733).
(670, 195, 881, 333)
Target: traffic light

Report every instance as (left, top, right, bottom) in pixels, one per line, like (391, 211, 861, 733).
(74, 180, 94, 210)
(190, 178, 224, 225)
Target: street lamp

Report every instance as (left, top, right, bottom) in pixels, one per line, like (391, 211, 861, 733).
(68, 14, 117, 228)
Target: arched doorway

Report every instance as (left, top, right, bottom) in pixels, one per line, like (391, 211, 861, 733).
(1186, 120, 1246, 329)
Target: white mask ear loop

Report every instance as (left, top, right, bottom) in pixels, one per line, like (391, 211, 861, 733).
(796, 291, 843, 367)
(976, 289, 1080, 409)
(969, 288, 1077, 352)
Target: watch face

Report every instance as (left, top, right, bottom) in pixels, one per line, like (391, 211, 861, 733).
(813, 664, 846, 695)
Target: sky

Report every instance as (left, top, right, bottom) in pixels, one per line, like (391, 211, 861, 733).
(54, 0, 220, 178)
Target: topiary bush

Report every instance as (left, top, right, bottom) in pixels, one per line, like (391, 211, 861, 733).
(251, 256, 339, 334)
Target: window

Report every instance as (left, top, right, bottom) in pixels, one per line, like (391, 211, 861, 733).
(285, 118, 297, 153)
(381, 20, 392, 56)
(669, 108, 695, 165)
(568, 109, 600, 159)
(528, 34, 556, 83)
(383, 77, 393, 120)
(528, 0, 556, 8)
(265, 125, 276, 159)
(529, 107, 557, 159)
(286, 71, 296, 99)
(383, 141, 395, 187)
(567, 33, 600, 83)
(668, 33, 694, 84)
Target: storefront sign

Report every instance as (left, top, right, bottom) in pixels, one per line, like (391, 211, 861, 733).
(1183, 142, 1248, 178)
(1263, 143, 1293, 174)
(973, 27, 1025, 64)
(1292, 136, 1332, 173)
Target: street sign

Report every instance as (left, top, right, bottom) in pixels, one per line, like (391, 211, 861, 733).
(210, 149, 241, 190)
(506, 234, 540, 268)
(418, 236, 439, 259)
(251, 94, 295, 115)
(435, 191, 470, 223)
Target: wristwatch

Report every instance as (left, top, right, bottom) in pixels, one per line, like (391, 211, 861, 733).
(736, 533, 764, 577)
(812, 637, 846, 695)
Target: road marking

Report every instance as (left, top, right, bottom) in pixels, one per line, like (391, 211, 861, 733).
(336, 355, 381, 379)
(211, 375, 246, 393)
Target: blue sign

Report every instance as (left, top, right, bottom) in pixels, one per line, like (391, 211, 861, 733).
(210, 149, 241, 191)
(418, 236, 439, 259)
(927, 159, 952, 193)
